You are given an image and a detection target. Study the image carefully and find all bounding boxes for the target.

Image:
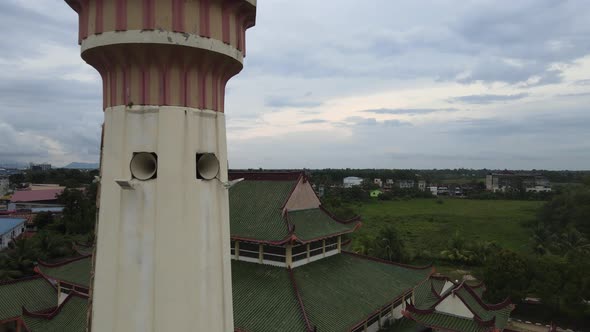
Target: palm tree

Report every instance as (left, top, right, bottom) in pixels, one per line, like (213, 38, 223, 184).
(556, 228, 590, 258)
(440, 232, 477, 264)
(531, 224, 558, 256)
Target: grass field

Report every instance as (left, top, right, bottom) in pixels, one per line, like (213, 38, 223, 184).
(352, 198, 544, 258)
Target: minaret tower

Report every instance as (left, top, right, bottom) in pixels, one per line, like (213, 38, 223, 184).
(64, 1, 256, 331)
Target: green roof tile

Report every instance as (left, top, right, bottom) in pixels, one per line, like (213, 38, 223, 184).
(288, 208, 358, 242)
(232, 260, 308, 332)
(37, 256, 91, 288)
(0, 277, 57, 321)
(407, 282, 513, 332)
(454, 286, 512, 329)
(404, 311, 488, 332)
(413, 279, 440, 310)
(23, 294, 88, 332)
(229, 180, 296, 242)
(293, 253, 431, 332)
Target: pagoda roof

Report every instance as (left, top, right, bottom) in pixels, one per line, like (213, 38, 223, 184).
(232, 261, 309, 332)
(287, 207, 359, 243)
(229, 171, 360, 244)
(32, 251, 432, 332)
(294, 252, 432, 332)
(404, 278, 513, 332)
(35, 255, 91, 292)
(0, 276, 57, 322)
(22, 292, 88, 332)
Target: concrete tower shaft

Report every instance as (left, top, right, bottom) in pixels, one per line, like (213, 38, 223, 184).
(65, 1, 256, 331)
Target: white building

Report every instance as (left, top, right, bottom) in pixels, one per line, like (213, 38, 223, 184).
(343, 177, 364, 188)
(0, 218, 26, 249)
(418, 180, 426, 191)
(373, 178, 383, 187)
(397, 180, 415, 189)
(428, 186, 438, 196)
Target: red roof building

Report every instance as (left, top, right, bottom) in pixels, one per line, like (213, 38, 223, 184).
(10, 189, 63, 203)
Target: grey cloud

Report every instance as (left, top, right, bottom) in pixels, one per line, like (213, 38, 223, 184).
(265, 95, 323, 108)
(448, 93, 528, 104)
(556, 92, 590, 98)
(450, 114, 590, 137)
(344, 116, 411, 127)
(362, 108, 457, 115)
(574, 79, 590, 86)
(300, 119, 328, 124)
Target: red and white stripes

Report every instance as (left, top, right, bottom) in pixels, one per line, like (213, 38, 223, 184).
(70, 0, 254, 53)
(88, 47, 239, 112)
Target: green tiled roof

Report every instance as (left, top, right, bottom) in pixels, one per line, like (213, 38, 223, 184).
(413, 279, 440, 310)
(37, 256, 91, 288)
(404, 311, 489, 332)
(229, 180, 296, 242)
(23, 294, 87, 332)
(288, 208, 358, 242)
(232, 260, 308, 332)
(0, 276, 57, 321)
(431, 277, 447, 295)
(455, 286, 512, 329)
(407, 281, 513, 332)
(293, 253, 432, 332)
(468, 282, 486, 298)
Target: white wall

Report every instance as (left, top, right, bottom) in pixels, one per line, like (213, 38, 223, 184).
(92, 106, 234, 332)
(283, 178, 321, 212)
(434, 294, 474, 318)
(0, 221, 25, 249)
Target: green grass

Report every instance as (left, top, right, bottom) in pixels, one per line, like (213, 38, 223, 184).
(352, 198, 543, 258)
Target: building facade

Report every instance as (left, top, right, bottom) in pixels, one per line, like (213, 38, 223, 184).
(0, 218, 26, 249)
(343, 176, 363, 188)
(486, 173, 551, 193)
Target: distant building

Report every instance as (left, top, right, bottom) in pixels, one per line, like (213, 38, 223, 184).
(486, 173, 551, 193)
(373, 178, 383, 187)
(370, 189, 383, 198)
(417, 180, 426, 191)
(9, 188, 64, 210)
(343, 176, 363, 188)
(429, 186, 438, 196)
(0, 178, 9, 196)
(0, 218, 26, 249)
(397, 180, 415, 189)
(437, 186, 449, 195)
(383, 179, 394, 189)
(29, 163, 51, 171)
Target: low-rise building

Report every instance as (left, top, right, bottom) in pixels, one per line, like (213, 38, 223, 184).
(437, 186, 449, 195)
(0, 218, 26, 249)
(9, 188, 64, 210)
(429, 186, 438, 196)
(343, 176, 363, 188)
(418, 180, 426, 191)
(486, 173, 551, 193)
(397, 180, 415, 189)
(373, 178, 382, 187)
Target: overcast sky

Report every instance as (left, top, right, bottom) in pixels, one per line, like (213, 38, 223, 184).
(0, 0, 589, 169)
